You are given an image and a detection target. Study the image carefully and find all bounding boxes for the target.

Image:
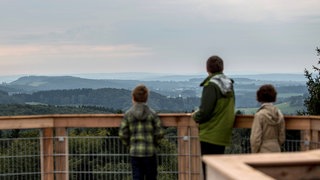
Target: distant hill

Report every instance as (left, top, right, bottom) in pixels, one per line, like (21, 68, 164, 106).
(7, 75, 142, 92)
(0, 73, 307, 99)
(230, 73, 306, 82)
(1, 73, 307, 92)
(0, 73, 307, 114)
(0, 72, 306, 83)
(63, 72, 308, 82)
(2, 75, 202, 97)
(0, 75, 24, 83)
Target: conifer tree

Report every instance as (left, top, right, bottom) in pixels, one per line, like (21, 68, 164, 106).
(303, 47, 320, 115)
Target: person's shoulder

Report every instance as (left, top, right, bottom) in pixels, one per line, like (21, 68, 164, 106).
(148, 107, 159, 118)
(143, 106, 159, 120)
(123, 106, 135, 117)
(254, 109, 269, 120)
(207, 81, 220, 89)
(200, 75, 214, 86)
(147, 106, 156, 113)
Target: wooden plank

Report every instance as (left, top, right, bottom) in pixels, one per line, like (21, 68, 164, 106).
(52, 114, 196, 128)
(53, 117, 122, 128)
(234, 115, 314, 130)
(300, 130, 311, 151)
(233, 151, 320, 165)
(177, 125, 190, 180)
(203, 150, 320, 180)
(234, 115, 253, 128)
(285, 116, 311, 130)
(311, 130, 320, 150)
(190, 126, 201, 180)
(0, 114, 319, 130)
(255, 164, 320, 179)
(55, 128, 69, 180)
(41, 128, 54, 180)
(311, 119, 320, 130)
(0, 118, 54, 129)
(204, 155, 275, 180)
(160, 113, 196, 127)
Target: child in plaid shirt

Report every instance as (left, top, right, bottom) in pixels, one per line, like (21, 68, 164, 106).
(119, 84, 164, 180)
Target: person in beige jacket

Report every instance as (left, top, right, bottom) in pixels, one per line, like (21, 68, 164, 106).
(250, 84, 286, 153)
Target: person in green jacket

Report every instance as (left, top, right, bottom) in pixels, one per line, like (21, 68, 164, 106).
(192, 55, 235, 180)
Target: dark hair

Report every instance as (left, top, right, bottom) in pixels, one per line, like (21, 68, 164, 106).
(256, 84, 277, 103)
(132, 84, 148, 103)
(206, 55, 224, 73)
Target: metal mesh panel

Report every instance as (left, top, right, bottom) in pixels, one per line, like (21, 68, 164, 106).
(68, 127, 180, 180)
(68, 135, 131, 180)
(0, 136, 41, 180)
(0, 128, 319, 179)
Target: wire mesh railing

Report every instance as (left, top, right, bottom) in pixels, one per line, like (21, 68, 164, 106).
(1, 128, 318, 180)
(0, 136, 41, 180)
(0, 128, 182, 180)
(67, 136, 179, 180)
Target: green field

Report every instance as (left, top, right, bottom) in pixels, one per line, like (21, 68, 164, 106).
(277, 93, 304, 98)
(237, 102, 304, 115)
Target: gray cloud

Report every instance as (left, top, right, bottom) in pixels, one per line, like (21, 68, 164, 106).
(0, 0, 319, 76)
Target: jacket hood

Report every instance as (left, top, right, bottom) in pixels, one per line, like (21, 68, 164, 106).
(258, 103, 283, 125)
(130, 103, 151, 121)
(209, 74, 233, 95)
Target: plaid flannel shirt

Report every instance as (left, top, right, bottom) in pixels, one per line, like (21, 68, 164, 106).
(119, 103, 164, 157)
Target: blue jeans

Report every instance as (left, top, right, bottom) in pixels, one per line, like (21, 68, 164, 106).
(131, 155, 157, 180)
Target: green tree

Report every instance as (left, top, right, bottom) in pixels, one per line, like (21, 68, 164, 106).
(303, 47, 320, 115)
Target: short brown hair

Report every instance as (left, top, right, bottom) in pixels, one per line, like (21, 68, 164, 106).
(256, 84, 277, 103)
(132, 84, 149, 103)
(206, 55, 224, 73)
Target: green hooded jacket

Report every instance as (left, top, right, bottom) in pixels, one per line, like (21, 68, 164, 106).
(192, 73, 235, 146)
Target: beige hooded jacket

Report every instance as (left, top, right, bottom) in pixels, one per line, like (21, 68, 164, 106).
(250, 103, 286, 153)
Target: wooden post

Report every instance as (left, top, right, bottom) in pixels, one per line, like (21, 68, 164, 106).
(177, 116, 201, 180)
(178, 125, 189, 180)
(300, 130, 311, 151)
(311, 117, 320, 150)
(190, 126, 201, 180)
(311, 130, 320, 149)
(41, 128, 54, 180)
(55, 127, 69, 180)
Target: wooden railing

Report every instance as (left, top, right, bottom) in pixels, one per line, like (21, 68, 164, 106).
(235, 115, 320, 150)
(0, 114, 320, 180)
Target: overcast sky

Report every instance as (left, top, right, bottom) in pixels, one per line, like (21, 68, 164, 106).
(0, 0, 319, 77)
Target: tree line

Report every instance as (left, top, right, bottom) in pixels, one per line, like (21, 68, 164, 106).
(0, 88, 200, 113)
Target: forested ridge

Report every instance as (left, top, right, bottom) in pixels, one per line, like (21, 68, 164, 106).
(0, 88, 200, 114)
(0, 73, 308, 116)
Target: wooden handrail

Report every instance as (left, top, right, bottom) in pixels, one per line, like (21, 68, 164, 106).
(1, 114, 320, 130)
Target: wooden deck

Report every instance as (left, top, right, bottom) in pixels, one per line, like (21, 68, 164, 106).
(203, 149, 320, 180)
